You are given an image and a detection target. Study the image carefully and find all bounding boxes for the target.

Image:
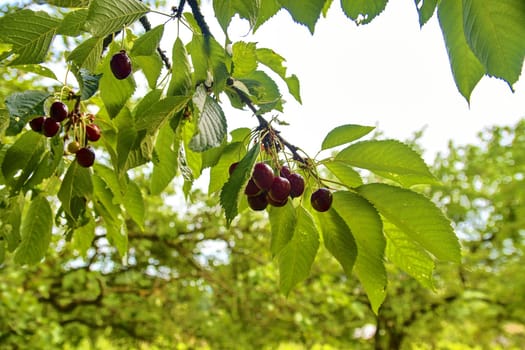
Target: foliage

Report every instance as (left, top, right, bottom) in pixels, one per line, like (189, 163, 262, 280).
(1, 120, 525, 349)
(0, 0, 522, 313)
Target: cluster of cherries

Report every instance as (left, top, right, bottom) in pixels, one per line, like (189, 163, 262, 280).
(29, 101, 101, 168)
(26, 50, 130, 168)
(230, 161, 333, 212)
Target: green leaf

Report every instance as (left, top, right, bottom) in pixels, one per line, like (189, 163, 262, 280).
(278, 0, 325, 33)
(72, 217, 96, 257)
(72, 67, 102, 100)
(123, 179, 145, 230)
(285, 74, 301, 104)
(14, 195, 53, 265)
(181, 120, 203, 182)
(415, 0, 438, 26)
(1, 131, 45, 186)
(232, 41, 258, 78)
(336, 140, 437, 186)
(384, 222, 435, 289)
(133, 89, 162, 118)
(167, 38, 192, 96)
(256, 48, 302, 103)
(0, 10, 61, 65)
(213, 0, 235, 34)
(234, 0, 260, 28)
(85, 0, 149, 37)
(187, 35, 229, 94)
(131, 25, 164, 56)
(135, 96, 188, 133)
(240, 70, 282, 113)
(24, 136, 63, 189)
(323, 161, 363, 187)
(278, 206, 320, 295)
(46, 0, 90, 7)
(317, 208, 357, 276)
(357, 183, 460, 263)
(93, 164, 123, 204)
(254, 0, 281, 32)
(11, 64, 58, 81)
(438, 0, 485, 102)
(208, 141, 244, 194)
(67, 36, 104, 72)
(269, 201, 297, 257)
(256, 48, 287, 78)
(105, 216, 128, 257)
(0, 194, 24, 252)
(57, 9, 89, 36)
(151, 125, 179, 195)
(93, 174, 121, 221)
(189, 86, 228, 152)
(58, 162, 93, 218)
(321, 124, 375, 150)
(340, 0, 388, 25)
(133, 54, 163, 89)
(5, 90, 51, 135)
(220, 143, 260, 226)
(333, 191, 386, 313)
(462, 0, 525, 88)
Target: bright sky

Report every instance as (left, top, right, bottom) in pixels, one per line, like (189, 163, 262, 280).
(200, 0, 525, 161)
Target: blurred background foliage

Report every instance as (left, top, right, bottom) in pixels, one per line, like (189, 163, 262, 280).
(1, 114, 525, 349)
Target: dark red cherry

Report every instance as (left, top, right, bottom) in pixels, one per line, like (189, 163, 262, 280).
(288, 173, 305, 198)
(311, 188, 333, 212)
(280, 166, 292, 178)
(252, 162, 274, 191)
(49, 101, 68, 122)
(43, 118, 60, 137)
(229, 162, 239, 176)
(85, 123, 101, 142)
(29, 116, 46, 132)
(110, 50, 132, 80)
(268, 176, 291, 202)
(267, 194, 288, 207)
(76, 147, 95, 167)
(244, 178, 263, 197)
(247, 192, 268, 211)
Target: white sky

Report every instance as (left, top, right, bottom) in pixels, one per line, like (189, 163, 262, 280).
(198, 0, 525, 161)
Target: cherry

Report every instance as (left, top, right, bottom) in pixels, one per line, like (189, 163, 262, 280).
(252, 162, 274, 191)
(76, 147, 95, 167)
(288, 173, 305, 198)
(229, 162, 239, 176)
(110, 50, 132, 80)
(29, 116, 45, 132)
(49, 101, 68, 122)
(268, 176, 291, 202)
(267, 194, 287, 207)
(247, 192, 268, 211)
(244, 178, 263, 197)
(85, 123, 101, 142)
(43, 118, 60, 137)
(280, 166, 292, 178)
(67, 141, 81, 154)
(311, 188, 333, 212)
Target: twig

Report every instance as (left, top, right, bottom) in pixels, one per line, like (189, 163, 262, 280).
(229, 83, 307, 164)
(187, 0, 212, 38)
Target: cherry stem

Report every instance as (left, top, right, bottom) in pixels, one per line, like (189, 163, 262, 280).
(228, 83, 307, 165)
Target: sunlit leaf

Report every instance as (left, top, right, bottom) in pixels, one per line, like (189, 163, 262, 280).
(278, 206, 320, 295)
(333, 191, 386, 313)
(321, 124, 375, 150)
(357, 183, 460, 262)
(14, 196, 53, 265)
(462, 0, 525, 88)
(438, 0, 484, 102)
